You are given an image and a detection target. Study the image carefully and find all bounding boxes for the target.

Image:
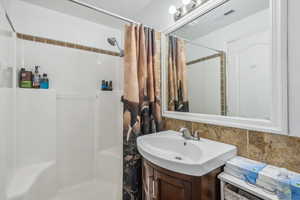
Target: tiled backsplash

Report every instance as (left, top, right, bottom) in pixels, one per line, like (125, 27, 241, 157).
(163, 118, 300, 173)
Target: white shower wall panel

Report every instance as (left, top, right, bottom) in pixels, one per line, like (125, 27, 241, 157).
(16, 89, 56, 169)
(12, 0, 124, 194)
(17, 40, 122, 94)
(95, 91, 123, 152)
(0, 2, 15, 198)
(0, 89, 13, 200)
(17, 33, 123, 191)
(57, 96, 95, 189)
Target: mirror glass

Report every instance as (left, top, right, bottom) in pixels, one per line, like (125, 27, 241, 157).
(166, 0, 271, 120)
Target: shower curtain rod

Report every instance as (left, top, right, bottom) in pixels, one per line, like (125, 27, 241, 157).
(67, 0, 154, 29)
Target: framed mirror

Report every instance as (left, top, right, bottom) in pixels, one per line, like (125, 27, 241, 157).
(161, 0, 288, 134)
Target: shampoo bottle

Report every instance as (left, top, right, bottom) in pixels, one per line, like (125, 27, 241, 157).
(32, 66, 40, 88)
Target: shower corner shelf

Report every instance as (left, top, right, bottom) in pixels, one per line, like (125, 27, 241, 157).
(17, 88, 56, 92)
(17, 88, 57, 98)
(96, 90, 122, 94)
(0, 87, 13, 90)
(96, 90, 123, 99)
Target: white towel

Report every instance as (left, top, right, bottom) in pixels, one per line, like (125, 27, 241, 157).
(256, 165, 282, 192)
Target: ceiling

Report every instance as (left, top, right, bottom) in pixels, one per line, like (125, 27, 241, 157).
(19, 0, 180, 31)
(173, 0, 269, 40)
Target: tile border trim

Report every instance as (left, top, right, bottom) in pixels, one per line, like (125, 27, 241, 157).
(16, 33, 121, 57)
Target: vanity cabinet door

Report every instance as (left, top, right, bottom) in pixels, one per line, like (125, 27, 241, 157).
(142, 159, 221, 200)
(154, 170, 192, 200)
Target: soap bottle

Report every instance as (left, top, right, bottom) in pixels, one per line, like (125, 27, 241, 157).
(105, 81, 109, 90)
(32, 66, 40, 88)
(40, 73, 49, 89)
(101, 80, 106, 90)
(109, 81, 113, 91)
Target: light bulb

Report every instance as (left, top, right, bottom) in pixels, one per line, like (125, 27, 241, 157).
(182, 0, 191, 5)
(169, 5, 177, 14)
(196, 0, 203, 5)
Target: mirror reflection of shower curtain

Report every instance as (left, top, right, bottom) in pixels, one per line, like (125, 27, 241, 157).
(168, 36, 189, 112)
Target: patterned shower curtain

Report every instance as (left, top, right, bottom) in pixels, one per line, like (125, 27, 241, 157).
(122, 24, 162, 200)
(168, 36, 189, 112)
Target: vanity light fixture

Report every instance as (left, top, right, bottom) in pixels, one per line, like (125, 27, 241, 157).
(170, 0, 207, 21)
(182, 0, 191, 5)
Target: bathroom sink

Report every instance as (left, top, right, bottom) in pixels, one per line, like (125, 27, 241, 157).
(137, 130, 237, 176)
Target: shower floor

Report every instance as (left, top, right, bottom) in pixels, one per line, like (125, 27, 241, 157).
(51, 180, 121, 200)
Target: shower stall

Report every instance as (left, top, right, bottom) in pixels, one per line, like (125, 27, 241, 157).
(0, 0, 127, 199)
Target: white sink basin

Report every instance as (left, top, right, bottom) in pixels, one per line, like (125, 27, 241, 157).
(137, 130, 237, 176)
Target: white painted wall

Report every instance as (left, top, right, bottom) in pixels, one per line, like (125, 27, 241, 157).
(195, 9, 270, 53)
(9, 0, 123, 52)
(227, 30, 271, 119)
(0, 0, 10, 14)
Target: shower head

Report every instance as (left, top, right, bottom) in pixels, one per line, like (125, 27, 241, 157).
(107, 37, 124, 57)
(107, 37, 117, 46)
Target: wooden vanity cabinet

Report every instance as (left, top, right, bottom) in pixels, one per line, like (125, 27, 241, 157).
(142, 159, 222, 200)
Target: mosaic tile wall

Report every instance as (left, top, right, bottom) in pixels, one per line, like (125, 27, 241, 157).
(163, 118, 300, 173)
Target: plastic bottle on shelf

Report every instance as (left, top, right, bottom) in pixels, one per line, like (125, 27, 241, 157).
(40, 73, 49, 89)
(19, 68, 33, 88)
(32, 66, 41, 88)
(277, 168, 292, 200)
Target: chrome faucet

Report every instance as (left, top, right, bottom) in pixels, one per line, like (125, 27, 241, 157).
(193, 130, 201, 141)
(179, 128, 201, 141)
(179, 127, 194, 140)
